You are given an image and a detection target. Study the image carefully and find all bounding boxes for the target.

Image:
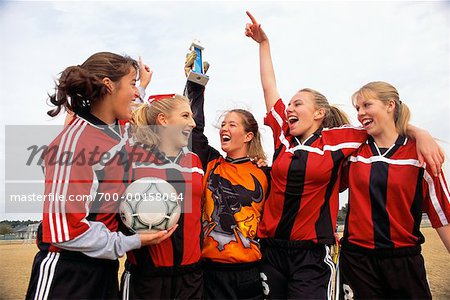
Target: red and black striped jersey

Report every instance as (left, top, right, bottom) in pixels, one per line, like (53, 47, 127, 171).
(258, 99, 368, 243)
(343, 135, 450, 249)
(125, 144, 204, 268)
(40, 112, 129, 248)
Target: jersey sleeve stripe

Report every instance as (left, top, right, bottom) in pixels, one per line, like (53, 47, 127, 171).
(50, 119, 87, 243)
(424, 170, 449, 226)
(60, 121, 88, 242)
(439, 175, 450, 205)
(288, 142, 361, 155)
(270, 106, 290, 150)
(348, 155, 422, 167)
(325, 143, 362, 152)
(49, 119, 82, 243)
(322, 125, 366, 132)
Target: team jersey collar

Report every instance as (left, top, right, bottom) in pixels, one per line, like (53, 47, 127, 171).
(225, 156, 251, 164)
(367, 135, 407, 158)
(141, 144, 186, 164)
(294, 128, 322, 146)
(77, 110, 123, 140)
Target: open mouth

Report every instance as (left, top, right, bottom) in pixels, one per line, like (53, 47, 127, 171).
(221, 134, 231, 143)
(181, 129, 192, 138)
(361, 119, 373, 128)
(288, 116, 299, 125)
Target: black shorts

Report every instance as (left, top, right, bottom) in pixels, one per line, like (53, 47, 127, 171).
(26, 250, 119, 300)
(121, 262, 203, 299)
(202, 260, 263, 300)
(260, 239, 335, 299)
(336, 242, 431, 300)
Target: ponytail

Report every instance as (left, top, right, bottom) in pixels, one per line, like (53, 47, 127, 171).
(300, 88, 349, 129)
(131, 95, 190, 147)
(322, 106, 350, 128)
(47, 52, 138, 117)
(248, 130, 267, 161)
(228, 109, 267, 161)
(396, 101, 410, 136)
(131, 104, 160, 146)
(48, 65, 106, 117)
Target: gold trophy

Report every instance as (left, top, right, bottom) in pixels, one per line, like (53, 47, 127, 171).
(185, 40, 209, 86)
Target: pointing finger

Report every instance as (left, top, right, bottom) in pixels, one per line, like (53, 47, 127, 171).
(246, 11, 258, 25)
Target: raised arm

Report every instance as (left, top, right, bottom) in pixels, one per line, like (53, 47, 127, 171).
(136, 55, 153, 103)
(184, 80, 221, 170)
(245, 11, 280, 112)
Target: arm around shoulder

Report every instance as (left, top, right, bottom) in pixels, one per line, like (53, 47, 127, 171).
(407, 124, 445, 176)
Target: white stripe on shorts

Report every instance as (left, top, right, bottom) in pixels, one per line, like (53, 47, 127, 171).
(323, 245, 335, 300)
(34, 252, 60, 300)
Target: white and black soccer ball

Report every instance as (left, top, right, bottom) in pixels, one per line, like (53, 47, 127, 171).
(119, 177, 181, 233)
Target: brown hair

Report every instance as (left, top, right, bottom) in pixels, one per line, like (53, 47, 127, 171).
(351, 81, 410, 135)
(131, 95, 190, 146)
(300, 88, 350, 128)
(227, 109, 267, 161)
(47, 52, 138, 117)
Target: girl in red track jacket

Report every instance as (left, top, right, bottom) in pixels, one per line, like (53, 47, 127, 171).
(26, 53, 173, 300)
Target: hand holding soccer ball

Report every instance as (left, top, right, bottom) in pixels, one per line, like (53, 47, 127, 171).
(138, 224, 178, 246)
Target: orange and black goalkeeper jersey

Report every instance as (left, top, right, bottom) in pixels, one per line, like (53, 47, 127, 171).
(202, 156, 268, 263)
(184, 81, 269, 264)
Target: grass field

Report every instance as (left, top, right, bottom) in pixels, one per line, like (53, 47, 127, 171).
(0, 227, 449, 299)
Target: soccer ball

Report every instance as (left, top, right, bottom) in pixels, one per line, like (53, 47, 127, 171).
(119, 177, 181, 233)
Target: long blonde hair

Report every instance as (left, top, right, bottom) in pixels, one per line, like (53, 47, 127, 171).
(131, 95, 190, 146)
(351, 81, 410, 135)
(300, 88, 350, 128)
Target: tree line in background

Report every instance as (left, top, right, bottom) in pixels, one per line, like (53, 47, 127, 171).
(337, 203, 348, 225)
(0, 220, 39, 235)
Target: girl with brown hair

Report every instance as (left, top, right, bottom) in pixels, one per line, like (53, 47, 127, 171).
(26, 52, 173, 300)
(185, 65, 269, 298)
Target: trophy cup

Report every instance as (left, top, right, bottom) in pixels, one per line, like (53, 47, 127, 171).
(186, 40, 209, 86)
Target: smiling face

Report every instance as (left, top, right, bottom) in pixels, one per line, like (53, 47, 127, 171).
(219, 112, 253, 159)
(111, 67, 140, 121)
(285, 91, 323, 139)
(355, 94, 396, 138)
(160, 101, 196, 149)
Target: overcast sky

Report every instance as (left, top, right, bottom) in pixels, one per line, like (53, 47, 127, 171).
(1, 0, 449, 220)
